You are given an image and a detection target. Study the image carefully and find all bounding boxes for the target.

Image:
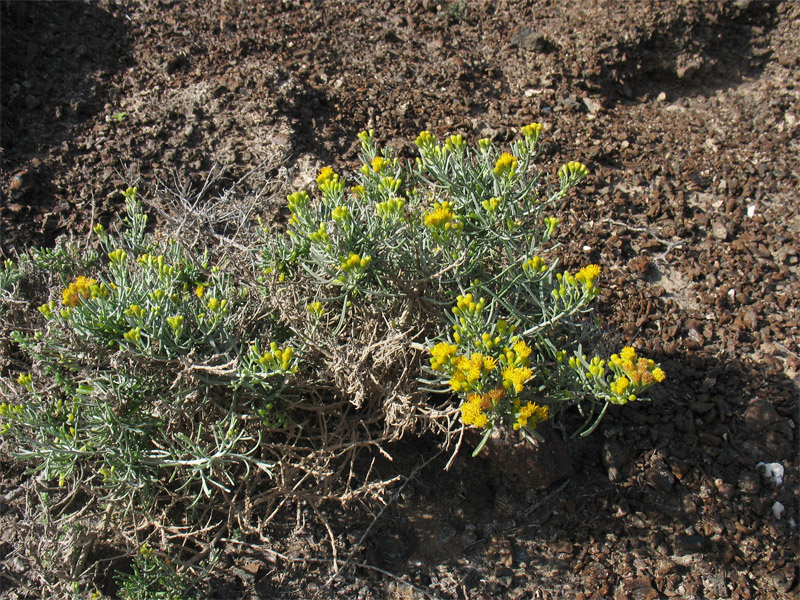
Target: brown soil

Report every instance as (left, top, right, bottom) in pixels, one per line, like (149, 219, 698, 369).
(1, 1, 798, 598)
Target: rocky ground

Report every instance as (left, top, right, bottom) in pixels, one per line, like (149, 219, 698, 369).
(1, 1, 799, 598)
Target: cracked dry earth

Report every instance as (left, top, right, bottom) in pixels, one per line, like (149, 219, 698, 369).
(1, 1, 799, 599)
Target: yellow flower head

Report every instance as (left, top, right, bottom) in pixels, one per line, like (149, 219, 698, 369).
(513, 402, 548, 431)
(108, 249, 127, 264)
(424, 201, 457, 229)
(610, 376, 630, 395)
(166, 315, 184, 332)
(415, 130, 436, 148)
(513, 340, 532, 363)
(371, 156, 387, 172)
(430, 342, 458, 371)
(576, 264, 601, 289)
(652, 367, 666, 382)
(123, 327, 142, 345)
(455, 353, 485, 384)
(460, 394, 488, 428)
(445, 134, 464, 152)
(449, 370, 467, 392)
(493, 152, 519, 176)
(306, 301, 325, 317)
(332, 206, 349, 222)
(620, 347, 637, 362)
(558, 161, 590, 181)
(502, 366, 533, 394)
(481, 196, 501, 212)
(521, 122, 543, 140)
(62, 276, 97, 307)
(525, 256, 546, 273)
(316, 166, 336, 185)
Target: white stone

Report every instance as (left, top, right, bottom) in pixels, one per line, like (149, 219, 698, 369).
(757, 462, 784, 486)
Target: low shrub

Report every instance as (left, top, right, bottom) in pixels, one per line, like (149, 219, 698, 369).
(0, 124, 664, 596)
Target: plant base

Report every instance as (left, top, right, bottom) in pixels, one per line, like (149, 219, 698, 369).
(467, 422, 573, 492)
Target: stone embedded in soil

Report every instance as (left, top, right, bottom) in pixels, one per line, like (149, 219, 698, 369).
(644, 467, 676, 492)
(674, 534, 709, 555)
(614, 576, 659, 600)
(712, 219, 729, 240)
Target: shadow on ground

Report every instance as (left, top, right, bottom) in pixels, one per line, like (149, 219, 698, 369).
(0, 1, 130, 252)
(595, 1, 780, 102)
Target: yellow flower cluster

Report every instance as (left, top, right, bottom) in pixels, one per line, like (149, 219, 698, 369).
(258, 342, 296, 371)
(448, 352, 498, 393)
(38, 301, 55, 319)
(108, 249, 127, 264)
(371, 156, 387, 173)
(460, 389, 506, 428)
(306, 301, 325, 317)
(378, 176, 402, 193)
(124, 327, 142, 345)
(62, 276, 100, 307)
(610, 347, 666, 386)
(521, 122, 543, 140)
(357, 129, 374, 145)
(451, 293, 485, 317)
(206, 296, 227, 312)
(523, 255, 547, 274)
(0, 401, 24, 417)
(429, 342, 458, 371)
(576, 264, 601, 290)
(481, 196, 501, 212)
(376, 197, 405, 220)
(318, 168, 344, 197)
(444, 134, 464, 152)
(332, 206, 349, 222)
(558, 161, 590, 181)
(493, 152, 519, 176)
(431, 336, 535, 396)
(569, 346, 666, 404)
(287, 190, 310, 213)
(502, 365, 533, 393)
(610, 375, 630, 395)
(424, 201, 461, 230)
(460, 393, 489, 428)
(316, 166, 336, 185)
(513, 401, 548, 431)
(125, 304, 146, 319)
(340, 252, 372, 272)
(166, 315, 184, 333)
(415, 130, 436, 148)
(309, 223, 329, 245)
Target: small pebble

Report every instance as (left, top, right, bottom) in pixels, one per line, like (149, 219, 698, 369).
(756, 462, 784, 486)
